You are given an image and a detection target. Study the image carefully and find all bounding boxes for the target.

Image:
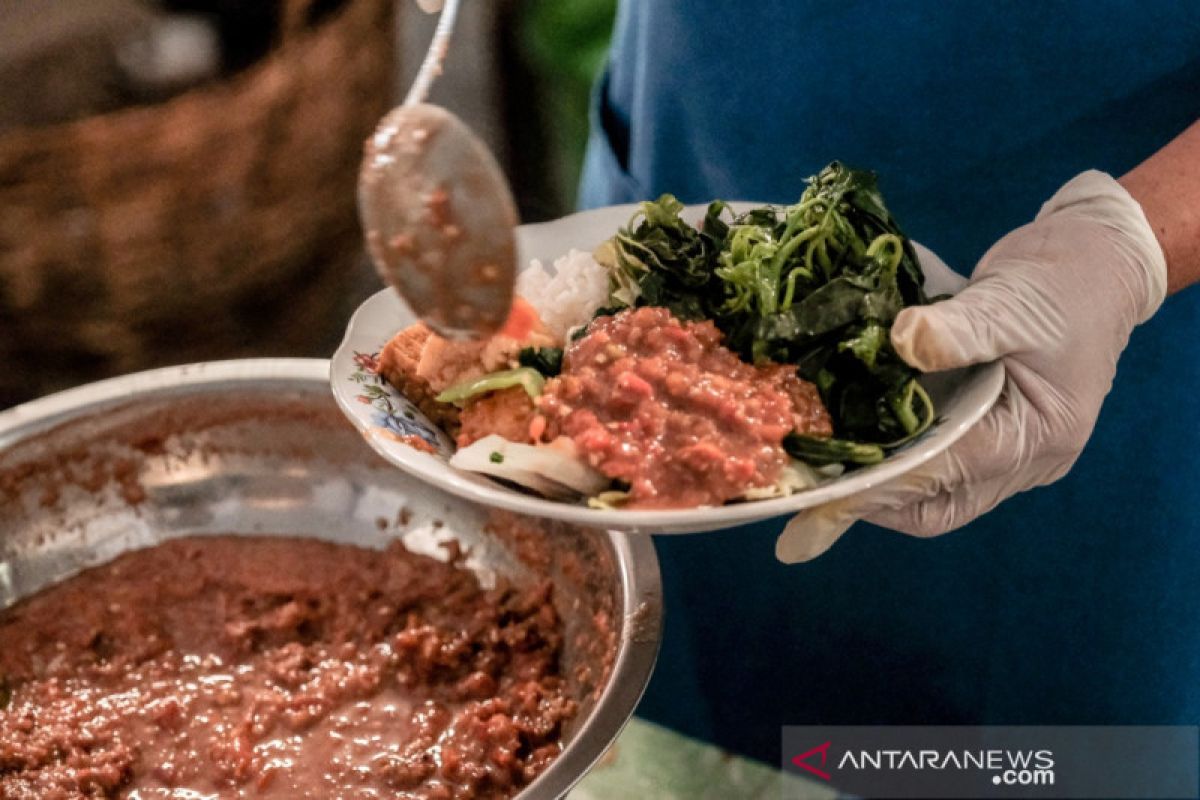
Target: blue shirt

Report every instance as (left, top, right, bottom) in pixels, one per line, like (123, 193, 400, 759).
(580, 0, 1200, 761)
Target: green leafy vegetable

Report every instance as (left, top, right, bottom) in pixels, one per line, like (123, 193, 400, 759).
(490, 451, 505, 464)
(594, 194, 725, 321)
(783, 434, 885, 466)
(518, 346, 564, 377)
(838, 321, 888, 369)
(436, 368, 546, 406)
(594, 161, 938, 466)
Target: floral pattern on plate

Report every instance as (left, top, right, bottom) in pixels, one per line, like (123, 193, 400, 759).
(345, 349, 453, 458)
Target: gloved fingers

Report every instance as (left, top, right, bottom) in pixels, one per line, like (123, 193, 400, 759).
(891, 276, 1049, 372)
(862, 472, 1017, 537)
(775, 498, 860, 564)
(775, 452, 968, 563)
(863, 447, 1079, 537)
(858, 399, 1077, 537)
(775, 380, 1043, 562)
(774, 466, 962, 563)
(929, 384, 1032, 487)
(776, 460, 1017, 564)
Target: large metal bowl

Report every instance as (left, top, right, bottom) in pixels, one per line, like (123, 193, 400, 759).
(0, 358, 662, 799)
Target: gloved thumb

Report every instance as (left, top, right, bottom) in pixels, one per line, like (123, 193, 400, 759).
(890, 275, 1045, 372)
(894, 170, 1168, 374)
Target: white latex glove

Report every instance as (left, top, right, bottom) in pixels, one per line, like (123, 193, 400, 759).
(776, 170, 1168, 563)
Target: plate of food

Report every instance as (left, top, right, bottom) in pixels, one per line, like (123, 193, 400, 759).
(332, 163, 1004, 533)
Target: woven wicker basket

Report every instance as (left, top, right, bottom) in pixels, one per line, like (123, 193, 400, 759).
(0, 0, 394, 405)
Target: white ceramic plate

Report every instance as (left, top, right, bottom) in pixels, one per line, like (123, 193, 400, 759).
(331, 203, 1004, 533)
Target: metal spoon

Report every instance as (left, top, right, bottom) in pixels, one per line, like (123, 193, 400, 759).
(358, 0, 516, 341)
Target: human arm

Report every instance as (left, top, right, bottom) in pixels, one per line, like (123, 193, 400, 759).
(1120, 119, 1200, 294)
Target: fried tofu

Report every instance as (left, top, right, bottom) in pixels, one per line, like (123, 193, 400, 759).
(378, 298, 558, 436)
(456, 386, 538, 448)
(378, 323, 461, 431)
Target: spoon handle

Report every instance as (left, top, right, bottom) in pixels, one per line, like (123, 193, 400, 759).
(404, 0, 462, 107)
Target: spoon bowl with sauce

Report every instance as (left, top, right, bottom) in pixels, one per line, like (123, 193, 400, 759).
(358, 0, 517, 341)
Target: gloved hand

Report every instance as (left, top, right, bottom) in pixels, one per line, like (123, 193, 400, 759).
(776, 170, 1169, 563)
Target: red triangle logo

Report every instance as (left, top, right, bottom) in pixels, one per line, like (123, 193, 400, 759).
(791, 741, 832, 781)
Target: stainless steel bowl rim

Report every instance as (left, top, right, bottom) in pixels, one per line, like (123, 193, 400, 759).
(0, 358, 663, 800)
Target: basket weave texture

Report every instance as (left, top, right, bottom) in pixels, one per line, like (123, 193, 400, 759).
(0, 0, 394, 404)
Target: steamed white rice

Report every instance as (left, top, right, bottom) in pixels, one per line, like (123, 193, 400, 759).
(516, 249, 610, 341)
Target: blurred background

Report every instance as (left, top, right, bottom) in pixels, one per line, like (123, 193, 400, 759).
(0, 0, 616, 407)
